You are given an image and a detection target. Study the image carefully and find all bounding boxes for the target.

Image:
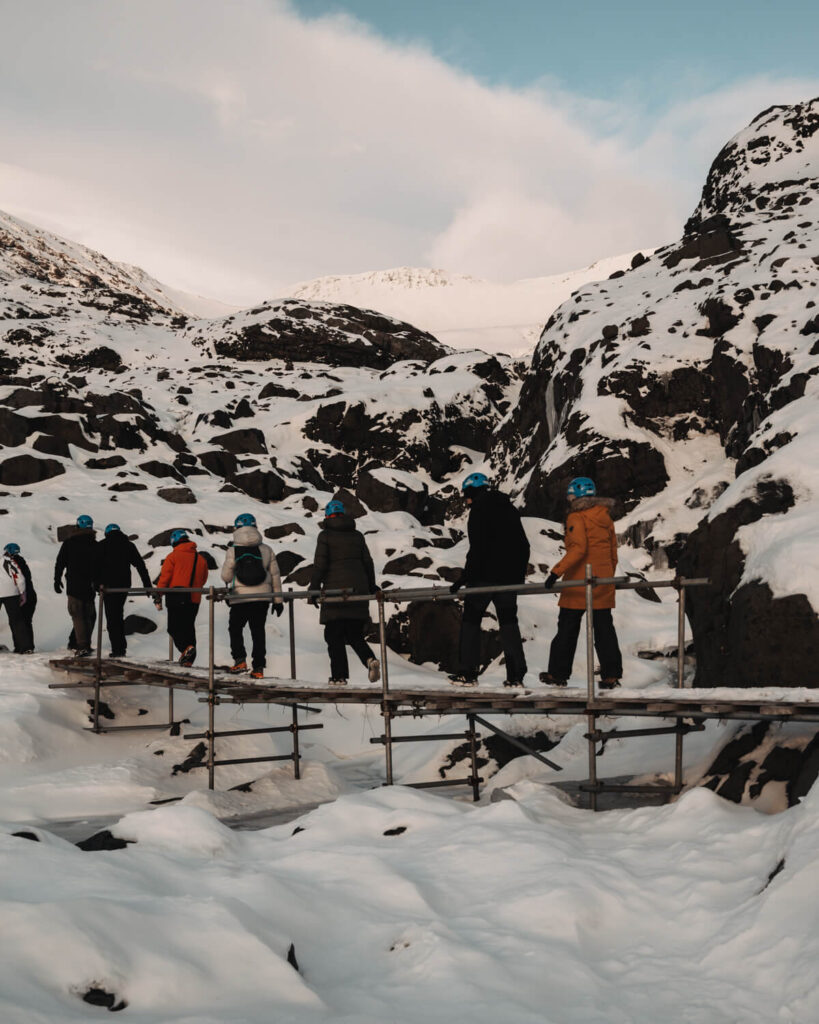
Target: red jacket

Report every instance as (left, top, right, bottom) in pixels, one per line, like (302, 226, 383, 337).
(551, 498, 618, 610)
(157, 541, 209, 603)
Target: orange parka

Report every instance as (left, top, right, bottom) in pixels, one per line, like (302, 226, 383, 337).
(157, 541, 209, 604)
(550, 498, 618, 610)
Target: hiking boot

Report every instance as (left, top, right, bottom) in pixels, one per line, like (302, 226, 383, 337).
(448, 673, 478, 687)
(179, 645, 196, 668)
(504, 679, 524, 688)
(599, 677, 621, 690)
(229, 660, 248, 674)
(539, 672, 568, 687)
(328, 677, 348, 686)
(367, 657, 381, 683)
(76, 647, 93, 658)
(250, 669, 264, 680)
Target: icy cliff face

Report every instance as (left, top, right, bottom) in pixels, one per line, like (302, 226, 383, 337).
(493, 97, 819, 686)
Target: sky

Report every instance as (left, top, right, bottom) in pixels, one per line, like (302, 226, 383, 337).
(0, 0, 817, 305)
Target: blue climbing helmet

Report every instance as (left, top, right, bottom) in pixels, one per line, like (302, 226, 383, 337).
(76, 514, 93, 530)
(4, 543, 20, 556)
(567, 477, 596, 499)
(104, 523, 120, 535)
(462, 472, 489, 492)
(170, 529, 189, 546)
(325, 500, 345, 517)
(234, 513, 257, 528)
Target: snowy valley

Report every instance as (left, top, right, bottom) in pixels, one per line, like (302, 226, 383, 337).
(1, 97, 819, 1023)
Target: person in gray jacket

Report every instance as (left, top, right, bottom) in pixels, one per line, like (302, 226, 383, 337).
(308, 499, 380, 686)
(220, 513, 283, 679)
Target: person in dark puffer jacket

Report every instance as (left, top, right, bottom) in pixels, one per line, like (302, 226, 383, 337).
(54, 514, 98, 655)
(448, 472, 530, 687)
(95, 523, 152, 657)
(308, 500, 380, 686)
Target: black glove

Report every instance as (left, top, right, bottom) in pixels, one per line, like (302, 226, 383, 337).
(273, 603, 284, 617)
(449, 576, 466, 594)
(545, 572, 558, 590)
(54, 579, 63, 594)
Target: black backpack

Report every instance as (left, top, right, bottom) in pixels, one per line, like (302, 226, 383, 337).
(234, 545, 266, 586)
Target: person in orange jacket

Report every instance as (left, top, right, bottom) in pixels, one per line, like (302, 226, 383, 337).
(541, 477, 622, 688)
(154, 529, 209, 667)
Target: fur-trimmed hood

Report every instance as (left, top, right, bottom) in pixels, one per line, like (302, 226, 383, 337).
(569, 496, 616, 514)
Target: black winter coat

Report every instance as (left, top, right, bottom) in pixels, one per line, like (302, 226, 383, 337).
(96, 531, 152, 589)
(463, 490, 530, 585)
(308, 515, 376, 624)
(54, 529, 98, 600)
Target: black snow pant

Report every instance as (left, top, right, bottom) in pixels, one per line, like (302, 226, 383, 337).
(167, 601, 199, 655)
(548, 607, 623, 682)
(103, 593, 128, 656)
(67, 595, 96, 650)
(22, 591, 37, 651)
(324, 620, 375, 681)
(229, 601, 268, 669)
(1, 595, 33, 653)
(459, 590, 527, 682)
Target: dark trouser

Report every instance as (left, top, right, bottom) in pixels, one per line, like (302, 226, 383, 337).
(548, 607, 623, 682)
(229, 601, 268, 669)
(460, 591, 527, 681)
(67, 595, 96, 650)
(167, 601, 199, 654)
(324, 620, 375, 680)
(1, 595, 33, 653)
(103, 593, 128, 656)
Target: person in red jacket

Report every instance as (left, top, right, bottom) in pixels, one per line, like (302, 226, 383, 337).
(541, 477, 622, 688)
(154, 529, 209, 667)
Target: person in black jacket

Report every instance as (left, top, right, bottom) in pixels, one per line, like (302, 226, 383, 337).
(448, 472, 530, 687)
(3, 543, 35, 652)
(54, 514, 98, 656)
(308, 499, 380, 686)
(96, 523, 152, 657)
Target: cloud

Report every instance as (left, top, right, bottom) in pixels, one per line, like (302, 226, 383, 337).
(0, 0, 816, 304)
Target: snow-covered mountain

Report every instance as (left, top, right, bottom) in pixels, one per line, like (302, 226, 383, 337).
(287, 254, 636, 357)
(493, 97, 819, 687)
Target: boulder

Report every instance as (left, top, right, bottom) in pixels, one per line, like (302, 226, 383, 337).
(123, 614, 157, 635)
(0, 454, 65, 486)
(276, 551, 304, 576)
(157, 487, 197, 504)
(211, 428, 268, 455)
(382, 553, 433, 576)
(231, 470, 285, 502)
(264, 522, 305, 540)
(139, 460, 185, 482)
(385, 600, 501, 674)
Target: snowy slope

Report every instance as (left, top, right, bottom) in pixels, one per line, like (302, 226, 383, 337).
(287, 254, 637, 357)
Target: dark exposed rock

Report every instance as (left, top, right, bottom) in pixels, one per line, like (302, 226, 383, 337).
(258, 381, 300, 400)
(109, 482, 148, 492)
(76, 830, 133, 851)
(231, 469, 285, 502)
(716, 760, 755, 803)
(212, 428, 268, 455)
(12, 831, 40, 841)
(356, 466, 443, 525)
(0, 454, 65, 486)
(199, 450, 239, 478)
(207, 299, 448, 369)
(172, 742, 207, 775)
(57, 345, 123, 371)
(705, 721, 770, 776)
(80, 987, 128, 1012)
(382, 553, 433, 576)
(276, 551, 304, 576)
(157, 487, 196, 504)
(139, 460, 185, 482)
(264, 522, 305, 540)
(385, 600, 501, 674)
(123, 614, 157, 635)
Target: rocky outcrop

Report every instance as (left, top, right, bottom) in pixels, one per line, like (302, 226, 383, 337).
(491, 97, 819, 687)
(190, 299, 449, 369)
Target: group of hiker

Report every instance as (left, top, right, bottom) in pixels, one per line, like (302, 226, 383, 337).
(0, 473, 622, 688)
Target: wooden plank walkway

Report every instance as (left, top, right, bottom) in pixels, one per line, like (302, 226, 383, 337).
(48, 657, 819, 721)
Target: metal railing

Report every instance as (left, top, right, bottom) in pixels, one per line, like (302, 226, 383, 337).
(83, 571, 708, 803)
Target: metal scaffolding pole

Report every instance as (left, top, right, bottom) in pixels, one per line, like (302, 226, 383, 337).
(207, 586, 215, 791)
(93, 586, 106, 734)
(288, 591, 301, 780)
(584, 564, 598, 811)
(377, 591, 394, 785)
(674, 579, 688, 792)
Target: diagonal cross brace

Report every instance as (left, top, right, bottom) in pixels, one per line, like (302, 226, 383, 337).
(471, 714, 563, 772)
